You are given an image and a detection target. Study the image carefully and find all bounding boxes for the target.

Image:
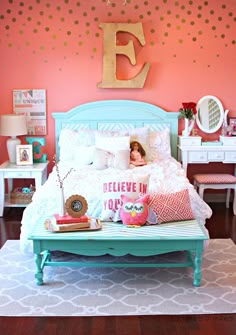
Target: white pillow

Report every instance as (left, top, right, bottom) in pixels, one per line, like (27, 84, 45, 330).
(128, 127, 149, 144)
(59, 128, 80, 161)
(100, 174, 150, 221)
(149, 128, 171, 160)
(59, 128, 96, 162)
(74, 146, 95, 165)
(94, 148, 130, 170)
(95, 136, 130, 154)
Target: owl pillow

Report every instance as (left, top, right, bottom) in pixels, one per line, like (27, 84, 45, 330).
(120, 194, 150, 227)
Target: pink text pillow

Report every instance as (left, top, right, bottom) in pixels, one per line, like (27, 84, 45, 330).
(100, 174, 150, 221)
(147, 189, 194, 223)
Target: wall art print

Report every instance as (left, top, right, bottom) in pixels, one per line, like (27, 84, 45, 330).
(13, 89, 47, 135)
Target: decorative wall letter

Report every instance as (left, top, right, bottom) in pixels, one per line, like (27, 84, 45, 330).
(24, 137, 47, 163)
(98, 23, 150, 89)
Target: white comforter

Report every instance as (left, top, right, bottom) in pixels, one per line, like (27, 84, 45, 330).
(20, 157, 212, 253)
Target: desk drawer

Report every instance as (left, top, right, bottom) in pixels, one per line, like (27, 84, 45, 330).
(208, 152, 225, 161)
(189, 151, 207, 163)
(4, 171, 32, 178)
(224, 152, 236, 162)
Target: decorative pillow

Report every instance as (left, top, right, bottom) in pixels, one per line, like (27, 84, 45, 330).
(148, 128, 171, 160)
(74, 146, 95, 165)
(120, 194, 150, 227)
(59, 128, 95, 162)
(95, 135, 130, 154)
(59, 128, 128, 162)
(147, 189, 194, 223)
(128, 127, 149, 144)
(100, 174, 150, 221)
(94, 148, 130, 170)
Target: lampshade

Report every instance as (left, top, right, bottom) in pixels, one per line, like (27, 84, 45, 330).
(0, 114, 27, 163)
(0, 114, 27, 136)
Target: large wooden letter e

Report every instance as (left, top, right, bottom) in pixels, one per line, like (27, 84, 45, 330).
(98, 23, 150, 89)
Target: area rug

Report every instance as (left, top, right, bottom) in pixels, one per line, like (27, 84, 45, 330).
(0, 239, 236, 316)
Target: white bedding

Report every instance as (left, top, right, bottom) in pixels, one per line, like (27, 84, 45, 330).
(20, 157, 212, 253)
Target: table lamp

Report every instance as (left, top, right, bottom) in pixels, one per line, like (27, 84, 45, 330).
(0, 114, 27, 163)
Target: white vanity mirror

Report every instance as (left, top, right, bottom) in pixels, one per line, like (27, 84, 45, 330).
(196, 95, 224, 133)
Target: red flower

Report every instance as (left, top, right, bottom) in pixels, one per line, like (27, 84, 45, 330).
(179, 102, 197, 120)
(182, 102, 197, 115)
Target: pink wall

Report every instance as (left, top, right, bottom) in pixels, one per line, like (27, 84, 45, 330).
(0, 0, 235, 172)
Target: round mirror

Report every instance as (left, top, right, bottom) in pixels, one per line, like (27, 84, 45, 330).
(196, 95, 224, 133)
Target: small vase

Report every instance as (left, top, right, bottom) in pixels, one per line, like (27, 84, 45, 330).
(182, 117, 195, 136)
(59, 187, 66, 217)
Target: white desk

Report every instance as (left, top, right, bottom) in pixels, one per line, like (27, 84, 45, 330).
(0, 161, 49, 216)
(178, 145, 236, 175)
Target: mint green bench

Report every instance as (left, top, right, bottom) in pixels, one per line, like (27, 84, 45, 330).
(28, 219, 208, 287)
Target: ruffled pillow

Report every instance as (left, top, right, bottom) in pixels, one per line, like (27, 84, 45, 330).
(148, 128, 171, 160)
(94, 148, 130, 170)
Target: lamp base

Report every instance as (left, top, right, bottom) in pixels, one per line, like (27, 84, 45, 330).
(6, 136, 21, 163)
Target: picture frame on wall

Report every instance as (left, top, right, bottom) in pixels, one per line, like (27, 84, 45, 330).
(228, 117, 236, 136)
(13, 89, 47, 135)
(16, 145, 33, 166)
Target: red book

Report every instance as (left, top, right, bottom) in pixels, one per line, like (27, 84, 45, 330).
(54, 214, 89, 224)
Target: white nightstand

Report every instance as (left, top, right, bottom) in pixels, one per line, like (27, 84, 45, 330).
(0, 160, 49, 216)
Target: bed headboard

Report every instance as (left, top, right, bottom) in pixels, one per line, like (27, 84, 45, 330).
(52, 100, 179, 160)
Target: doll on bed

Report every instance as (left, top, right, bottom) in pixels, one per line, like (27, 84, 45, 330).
(130, 141, 147, 167)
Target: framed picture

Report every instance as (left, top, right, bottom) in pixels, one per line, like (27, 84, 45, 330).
(65, 195, 88, 218)
(13, 89, 47, 135)
(228, 117, 236, 136)
(16, 144, 33, 165)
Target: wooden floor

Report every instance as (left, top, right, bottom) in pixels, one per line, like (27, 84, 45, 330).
(0, 203, 235, 335)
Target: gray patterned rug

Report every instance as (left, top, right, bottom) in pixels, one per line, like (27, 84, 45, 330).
(0, 239, 236, 316)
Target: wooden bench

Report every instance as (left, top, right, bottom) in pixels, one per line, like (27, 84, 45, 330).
(28, 219, 208, 287)
(193, 173, 236, 215)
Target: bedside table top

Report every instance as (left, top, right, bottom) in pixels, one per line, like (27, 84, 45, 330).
(0, 160, 49, 171)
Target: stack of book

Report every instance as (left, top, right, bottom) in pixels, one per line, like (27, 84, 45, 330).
(46, 214, 90, 232)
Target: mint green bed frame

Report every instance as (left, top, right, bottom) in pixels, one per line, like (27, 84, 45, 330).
(52, 100, 179, 160)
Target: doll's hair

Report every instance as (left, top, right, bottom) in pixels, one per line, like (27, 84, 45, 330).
(130, 141, 146, 157)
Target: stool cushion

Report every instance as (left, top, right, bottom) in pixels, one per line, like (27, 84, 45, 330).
(194, 174, 236, 184)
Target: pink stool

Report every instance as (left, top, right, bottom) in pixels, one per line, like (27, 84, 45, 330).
(193, 174, 236, 215)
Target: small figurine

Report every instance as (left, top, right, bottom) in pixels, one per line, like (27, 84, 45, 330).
(130, 141, 147, 166)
